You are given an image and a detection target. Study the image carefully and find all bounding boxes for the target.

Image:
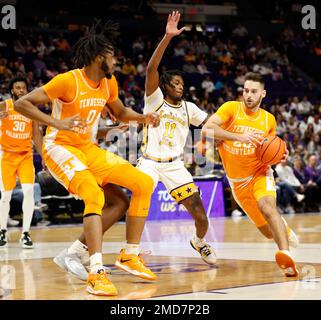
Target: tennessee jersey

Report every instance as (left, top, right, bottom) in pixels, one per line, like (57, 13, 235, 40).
(215, 101, 276, 180)
(0, 98, 33, 152)
(142, 87, 207, 160)
(42, 68, 118, 148)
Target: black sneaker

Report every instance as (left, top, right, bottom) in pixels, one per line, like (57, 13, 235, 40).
(19, 232, 34, 249)
(0, 229, 7, 248)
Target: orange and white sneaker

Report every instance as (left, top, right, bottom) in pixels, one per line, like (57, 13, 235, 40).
(115, 249, 157, 281)
(275, 250, 299, 277)
(86, 269, 118, 296)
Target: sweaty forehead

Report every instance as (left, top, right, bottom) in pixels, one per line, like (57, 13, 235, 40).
(243, 80, 263, 90)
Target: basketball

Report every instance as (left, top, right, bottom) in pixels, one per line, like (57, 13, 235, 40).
(256, 136, 286, 165)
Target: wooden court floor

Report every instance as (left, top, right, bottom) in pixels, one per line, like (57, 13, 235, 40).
(1, 214, 321, 300)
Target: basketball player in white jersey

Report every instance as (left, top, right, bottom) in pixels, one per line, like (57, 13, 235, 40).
(136, 11, 216, 264)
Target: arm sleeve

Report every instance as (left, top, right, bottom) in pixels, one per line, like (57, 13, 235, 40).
(187, 102, 208, 127)
(107, 75, 119, 103)
(144, 87, 164, 113)
(214, 101, 236, 125)
(42, 72, 76, 102)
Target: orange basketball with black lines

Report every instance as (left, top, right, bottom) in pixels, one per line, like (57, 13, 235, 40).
(256, 135, 286, 165)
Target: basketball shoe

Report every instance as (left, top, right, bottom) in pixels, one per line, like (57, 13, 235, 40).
(19, 232, 33, 249)
(275, 250, 299, 277)
(86, 268, 118, 296)
(115, 249, 157, 280)
(54, 248, 89, 281)
(190, 238, 217, 265)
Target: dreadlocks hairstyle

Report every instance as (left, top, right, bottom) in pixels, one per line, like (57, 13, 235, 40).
(9, 76, 29, 92)
(159, 70, 184, 97)
(73, 19, 120, 68)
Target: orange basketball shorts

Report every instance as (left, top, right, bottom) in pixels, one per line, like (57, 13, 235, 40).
(43, 143, 153, 216)
(0, 150, 35, 191)
(228, 168, 276, 228)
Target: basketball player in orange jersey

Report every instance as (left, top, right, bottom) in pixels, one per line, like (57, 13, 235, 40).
(14, 21, 160, 296)
(202, 72, 299, 277)
(0, 77, 42, 249)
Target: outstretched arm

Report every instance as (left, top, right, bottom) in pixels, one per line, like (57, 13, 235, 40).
(146, 11, 185, 97)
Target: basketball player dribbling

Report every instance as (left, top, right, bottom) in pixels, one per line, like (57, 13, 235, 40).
(14, 21, 160, 296)
(202, 72, 299, 277)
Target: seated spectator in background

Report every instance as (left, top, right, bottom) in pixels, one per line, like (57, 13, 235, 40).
(123, 74, 140, 95)
(184, 49, 197, 62)
(275, 160, 305, 214)
(182, 61, 197, 73)
(298, 96, 313, 115)
(197, 59, 210, 74)
(304, 154, 321, 189)
(293, 156, 319, 212)
(201, 75, 215, 96)
(308, 113, 321, 133)
(121, 59, 137, 76)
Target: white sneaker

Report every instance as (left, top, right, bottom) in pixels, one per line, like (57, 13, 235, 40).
(53, 248, 110, 281)
(8, 218, 19, 227)
(19, 232, 34, 249)
(190, 239, 217, 265)
(231, 209, 243, 217)
(296, 193, 305, 203)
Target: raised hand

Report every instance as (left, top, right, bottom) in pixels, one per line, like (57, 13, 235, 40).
(166, 11, 185, 38)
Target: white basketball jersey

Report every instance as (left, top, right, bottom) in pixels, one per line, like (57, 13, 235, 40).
(142, 87, 207, 160)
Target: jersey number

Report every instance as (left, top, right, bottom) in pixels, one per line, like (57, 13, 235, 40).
(13, 121, 26, 132)
(86, 110, 97, 125)
(232, 141, 252, 148)
(164, 122, 176, 139)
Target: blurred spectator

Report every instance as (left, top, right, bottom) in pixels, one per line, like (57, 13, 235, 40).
(121, 59, 137, 76)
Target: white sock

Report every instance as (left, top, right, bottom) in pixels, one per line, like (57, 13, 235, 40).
(0, 190, 13, 230)
(21, 184, 34, 233)
(280, 249, 291, 257)
(68, 240, 88, 256)
(193, 235, 206, 247)
(89, 252, 103, 273)
(125, 243, 140, 255)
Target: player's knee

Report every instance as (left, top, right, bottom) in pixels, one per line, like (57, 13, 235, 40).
(133, 172, 154, 196)
(81, 185, 105, 216)
(258, 198, 277, 219)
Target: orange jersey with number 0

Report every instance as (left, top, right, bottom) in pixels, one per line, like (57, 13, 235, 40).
(42, 68, 118, 147)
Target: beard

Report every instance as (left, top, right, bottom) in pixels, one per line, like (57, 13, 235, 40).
(244, 95, 263, 109)
(101, 60, 113, 79)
